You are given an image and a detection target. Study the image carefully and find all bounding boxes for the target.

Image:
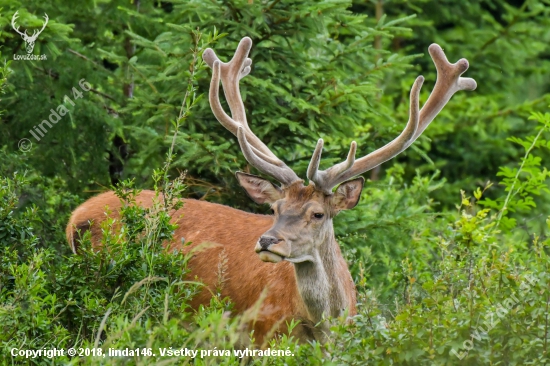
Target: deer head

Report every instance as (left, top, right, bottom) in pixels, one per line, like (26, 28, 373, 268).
(203, 37, 476, 266)
(11, 11, 49, 54)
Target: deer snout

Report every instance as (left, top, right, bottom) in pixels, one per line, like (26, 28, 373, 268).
(254, 235, 290, 263)
(255, 235, 290, 263)
(258, 235, 280, 250)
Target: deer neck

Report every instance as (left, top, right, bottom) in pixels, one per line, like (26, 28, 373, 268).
(293, 228, 348, 324)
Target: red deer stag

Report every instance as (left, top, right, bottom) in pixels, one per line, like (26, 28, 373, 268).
(66, 37, 476, 343)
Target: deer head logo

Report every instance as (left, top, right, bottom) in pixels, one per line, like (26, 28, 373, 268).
(11, 11, 49, 54)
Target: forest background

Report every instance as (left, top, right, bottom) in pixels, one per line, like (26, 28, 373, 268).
(1, 0, 550, 364)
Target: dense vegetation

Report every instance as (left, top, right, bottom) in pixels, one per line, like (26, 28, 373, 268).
(1, 0, 550, 364)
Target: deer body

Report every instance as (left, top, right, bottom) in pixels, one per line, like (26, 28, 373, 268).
(67, 188, 356, 343)
(67, 37, 476, 344)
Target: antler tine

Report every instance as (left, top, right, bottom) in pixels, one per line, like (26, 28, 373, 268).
(307, 139, 357, 194)
(205, 37, 301, 186)
(309, 44, 476, 193)
(204, 37, 281, 163)
(237, 127, 299, 185)
(309, 74, 422, 192)
(306, 139, 324, 183)
(208, 64, 281, 166)
(413, 44, 476, 139)
(325, 141, 357, 178)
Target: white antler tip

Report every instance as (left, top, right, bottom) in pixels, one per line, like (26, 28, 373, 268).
(455, 58, 469, 73)
(428, 43, 450, 65)
(459, 77, 477, 91)
(312, 139, 324, 157)
(348, 142, 357, 160)
(203, 48, 219, 68)
(238, 37, 253, 52)
(428, 43, 442, 54)
(240, 66, 251, 79)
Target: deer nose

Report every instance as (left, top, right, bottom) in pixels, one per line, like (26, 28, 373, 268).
(258, 236, 280, 250)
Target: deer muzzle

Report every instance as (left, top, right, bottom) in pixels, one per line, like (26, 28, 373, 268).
(255, 235, 290, 263)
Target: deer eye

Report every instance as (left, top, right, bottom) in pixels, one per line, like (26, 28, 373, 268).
(312, 213, 324, 219)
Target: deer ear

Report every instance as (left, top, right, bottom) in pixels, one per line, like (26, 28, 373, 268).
(331, 177, 364, 212)
(236, 172, 284, 205)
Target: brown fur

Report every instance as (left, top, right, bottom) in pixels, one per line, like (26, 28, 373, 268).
(66, 189, 356, 344)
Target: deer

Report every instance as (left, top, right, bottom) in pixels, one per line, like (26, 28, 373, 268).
(11, 11, 49, 54)
(66, 37, 476, 344)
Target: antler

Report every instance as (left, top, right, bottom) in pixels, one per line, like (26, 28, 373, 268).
(11, 11, 27, 38)
(308, 44, 477, 194)
(204, 37, 300, 186)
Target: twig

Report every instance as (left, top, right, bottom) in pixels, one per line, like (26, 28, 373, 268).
(67, 49, 102, 68)
(495, 124, 548, 228)
(94, 307, 112, 349)
(89, 88, 117, 102)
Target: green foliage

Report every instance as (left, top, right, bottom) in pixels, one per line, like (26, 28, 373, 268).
(1, 0, 550, 364)
(4, 126, 550, 364)
(481, 112, 550, 231)
(328, 202, 550, 365)
(337, 165, 445, 300)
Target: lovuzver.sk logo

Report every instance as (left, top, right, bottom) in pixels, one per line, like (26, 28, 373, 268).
(11, 11, 48, 61)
